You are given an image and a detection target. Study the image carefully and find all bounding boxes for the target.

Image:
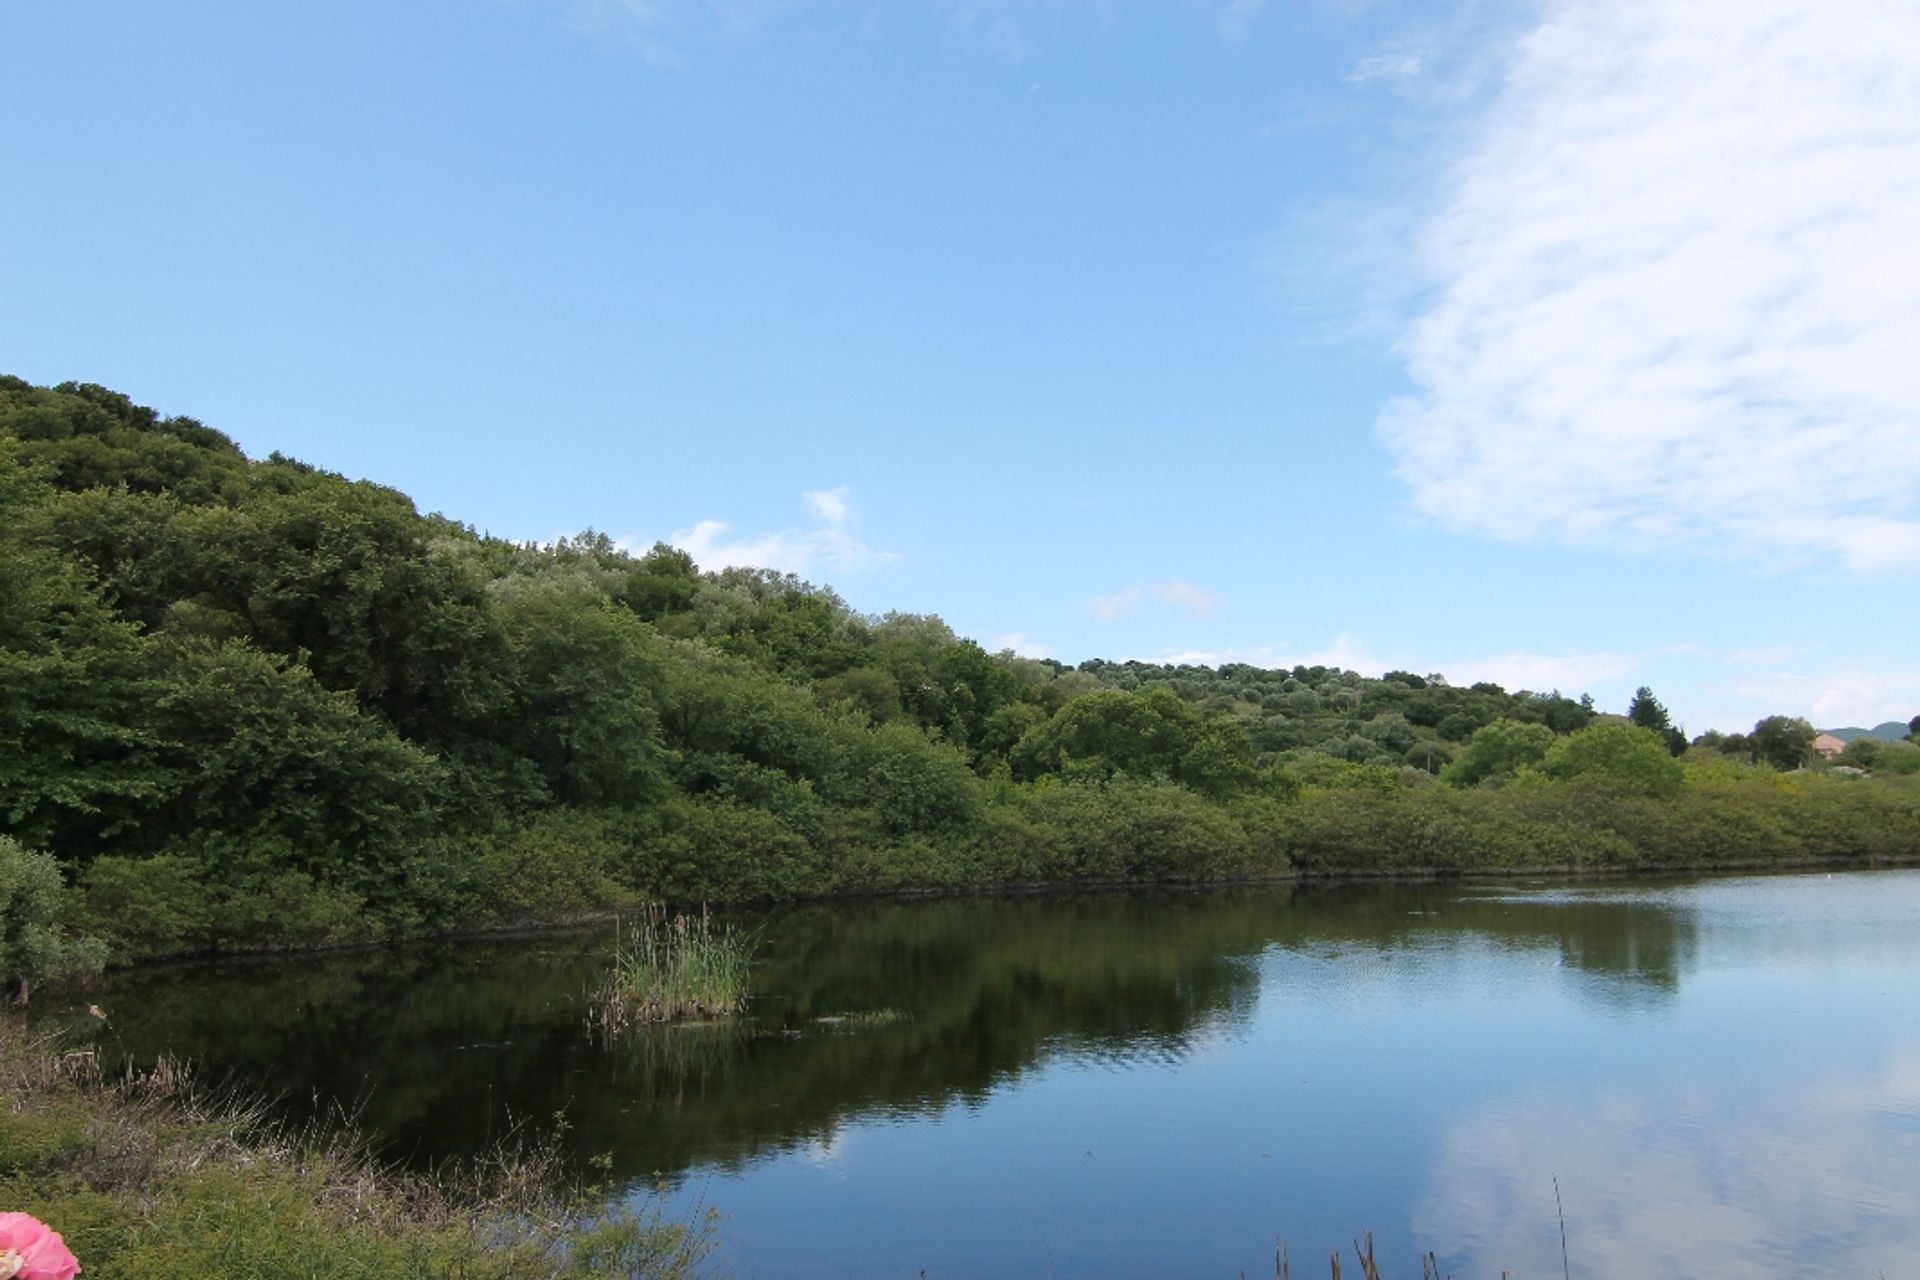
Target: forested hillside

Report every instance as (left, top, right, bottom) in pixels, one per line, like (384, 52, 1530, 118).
(4, 378, 1918, 967)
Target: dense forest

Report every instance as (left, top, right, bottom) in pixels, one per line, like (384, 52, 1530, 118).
(4, 378, 1919, 974)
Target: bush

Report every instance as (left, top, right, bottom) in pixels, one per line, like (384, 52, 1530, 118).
(467, 808, 645, 921)
(1016, 778, 1266, 882)
(1535, 723, 1685, 797)
(1441, 719, 1555, 788)
(0, 836, 106, 998)
(632, 795, 823, 902)
(77, 845, 369, 958)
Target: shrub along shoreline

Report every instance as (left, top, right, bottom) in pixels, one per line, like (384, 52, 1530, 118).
(21, 767, 1920, 978)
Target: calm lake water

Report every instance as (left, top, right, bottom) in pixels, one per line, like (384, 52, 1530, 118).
(43, 870, 1920, 1278)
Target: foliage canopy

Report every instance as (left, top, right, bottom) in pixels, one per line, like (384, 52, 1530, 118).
(1, 376, 1913, 958)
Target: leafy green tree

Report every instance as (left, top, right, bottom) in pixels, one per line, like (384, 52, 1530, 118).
(653, 641, 847, 792)
(1441, 719, 1556, 788)
(618, 542, 702, 620)
(1015, 777, 1260, 881)
(1537, 723, 1684, 797)
(1864, 740, 1920, 776)
(145, 639, 451, 900)
(0, 378, 250, 506)
(840, 721, 981, 835)
(814, 665, 905, 725)
(1360, 712, 1418, 755)
(0, 834, 108, 999)
(1837, 737, 1883, 769)
(1627, 686, 1671, 733)
(1010, 687, 1202, 784)
(491, 578, 666, 807)
(1624, 686, 1688, 756)
(979, 701, 1049, 761)
(864, 614, 1017, 750)
(1750, 715, 1817, 771)
(1176, 720, 1260, 797)
(0, 493, 171, 855)
(1694, 729, 1755, 759)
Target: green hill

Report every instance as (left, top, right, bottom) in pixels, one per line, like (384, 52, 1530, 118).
(1822, 722, 1912, 744)
(5, 375, 1920, 967)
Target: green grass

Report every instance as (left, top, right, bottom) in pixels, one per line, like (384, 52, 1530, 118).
(0, 1018, 716, 1280)
(591, 907, 756, 1036)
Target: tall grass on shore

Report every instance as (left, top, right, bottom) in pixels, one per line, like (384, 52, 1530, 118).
(591, 906, 755, 1037)
(1247, 1235, 1447, 1280)
(0, 1017, 715, 1279)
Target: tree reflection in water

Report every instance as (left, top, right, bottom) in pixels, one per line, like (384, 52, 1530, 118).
(42, 879, 1704, 1181)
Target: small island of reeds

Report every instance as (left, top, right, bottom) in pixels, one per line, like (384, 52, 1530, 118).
(591, 907, 756, 1037)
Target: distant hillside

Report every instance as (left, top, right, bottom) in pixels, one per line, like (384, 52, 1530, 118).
(1823, 722, 1912, 744)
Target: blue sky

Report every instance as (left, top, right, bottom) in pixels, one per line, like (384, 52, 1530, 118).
(4, 0, 1918, 733)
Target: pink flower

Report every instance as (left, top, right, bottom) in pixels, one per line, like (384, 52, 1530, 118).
(0, 1215, 79, 1280)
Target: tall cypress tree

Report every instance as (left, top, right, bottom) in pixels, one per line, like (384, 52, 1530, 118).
(1627, 686, 1670, 733)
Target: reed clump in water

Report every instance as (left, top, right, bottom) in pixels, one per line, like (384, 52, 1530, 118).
(591, 906, 755, 1035)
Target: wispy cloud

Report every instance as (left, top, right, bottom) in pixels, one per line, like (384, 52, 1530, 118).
(991, 631, 1056, 660)
(1213, 0, 1267, 43)
(1713, 665, 1920, 732)
(1090, 581, 1219, 622)
(1439, 650, 1632, 694)
(558, 0, 792, 60)
(1383, 0, 1920, 571)
(1728, 645, 1796, 668)
(669, 486, 897, 576)
(1346, 50, 1424, 84)
(1090, 586, 1144, 622)
(1151, 580, 1219, 619)
(946, 1, 1028, 61)
(1142, 636, 1629, 696)
(804, 485, 849, 525)
(1150, 635, 1382, 673)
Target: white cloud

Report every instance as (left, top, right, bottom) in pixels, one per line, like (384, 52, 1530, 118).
(1439, 649, 1632, 693)
(991, 632, 1056, 660)
(1091, 581, 1220, 623)
(1089, 586, 1144, 622)
(1346, 50, 1424, 84)
(1713, 665, 1920, 731)
(944, 1, 1028, 61)
(669, 487, 897, 577)
(1151, 580, 1219, 620)
(1728, 645, 1796, 668)
(1214, 0, 1266, 43)
(1383, 0, 1920, 571)
(1150, 635, 1382, 672)
(1138, 635, 1628, 695)
(558, 0, 792, 59)
(803, 485, 849, 526)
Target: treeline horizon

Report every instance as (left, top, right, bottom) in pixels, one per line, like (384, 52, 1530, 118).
(4, 376, 1918, 973)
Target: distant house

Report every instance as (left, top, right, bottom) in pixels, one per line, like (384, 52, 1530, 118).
(1810, 733, 1847, 760)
